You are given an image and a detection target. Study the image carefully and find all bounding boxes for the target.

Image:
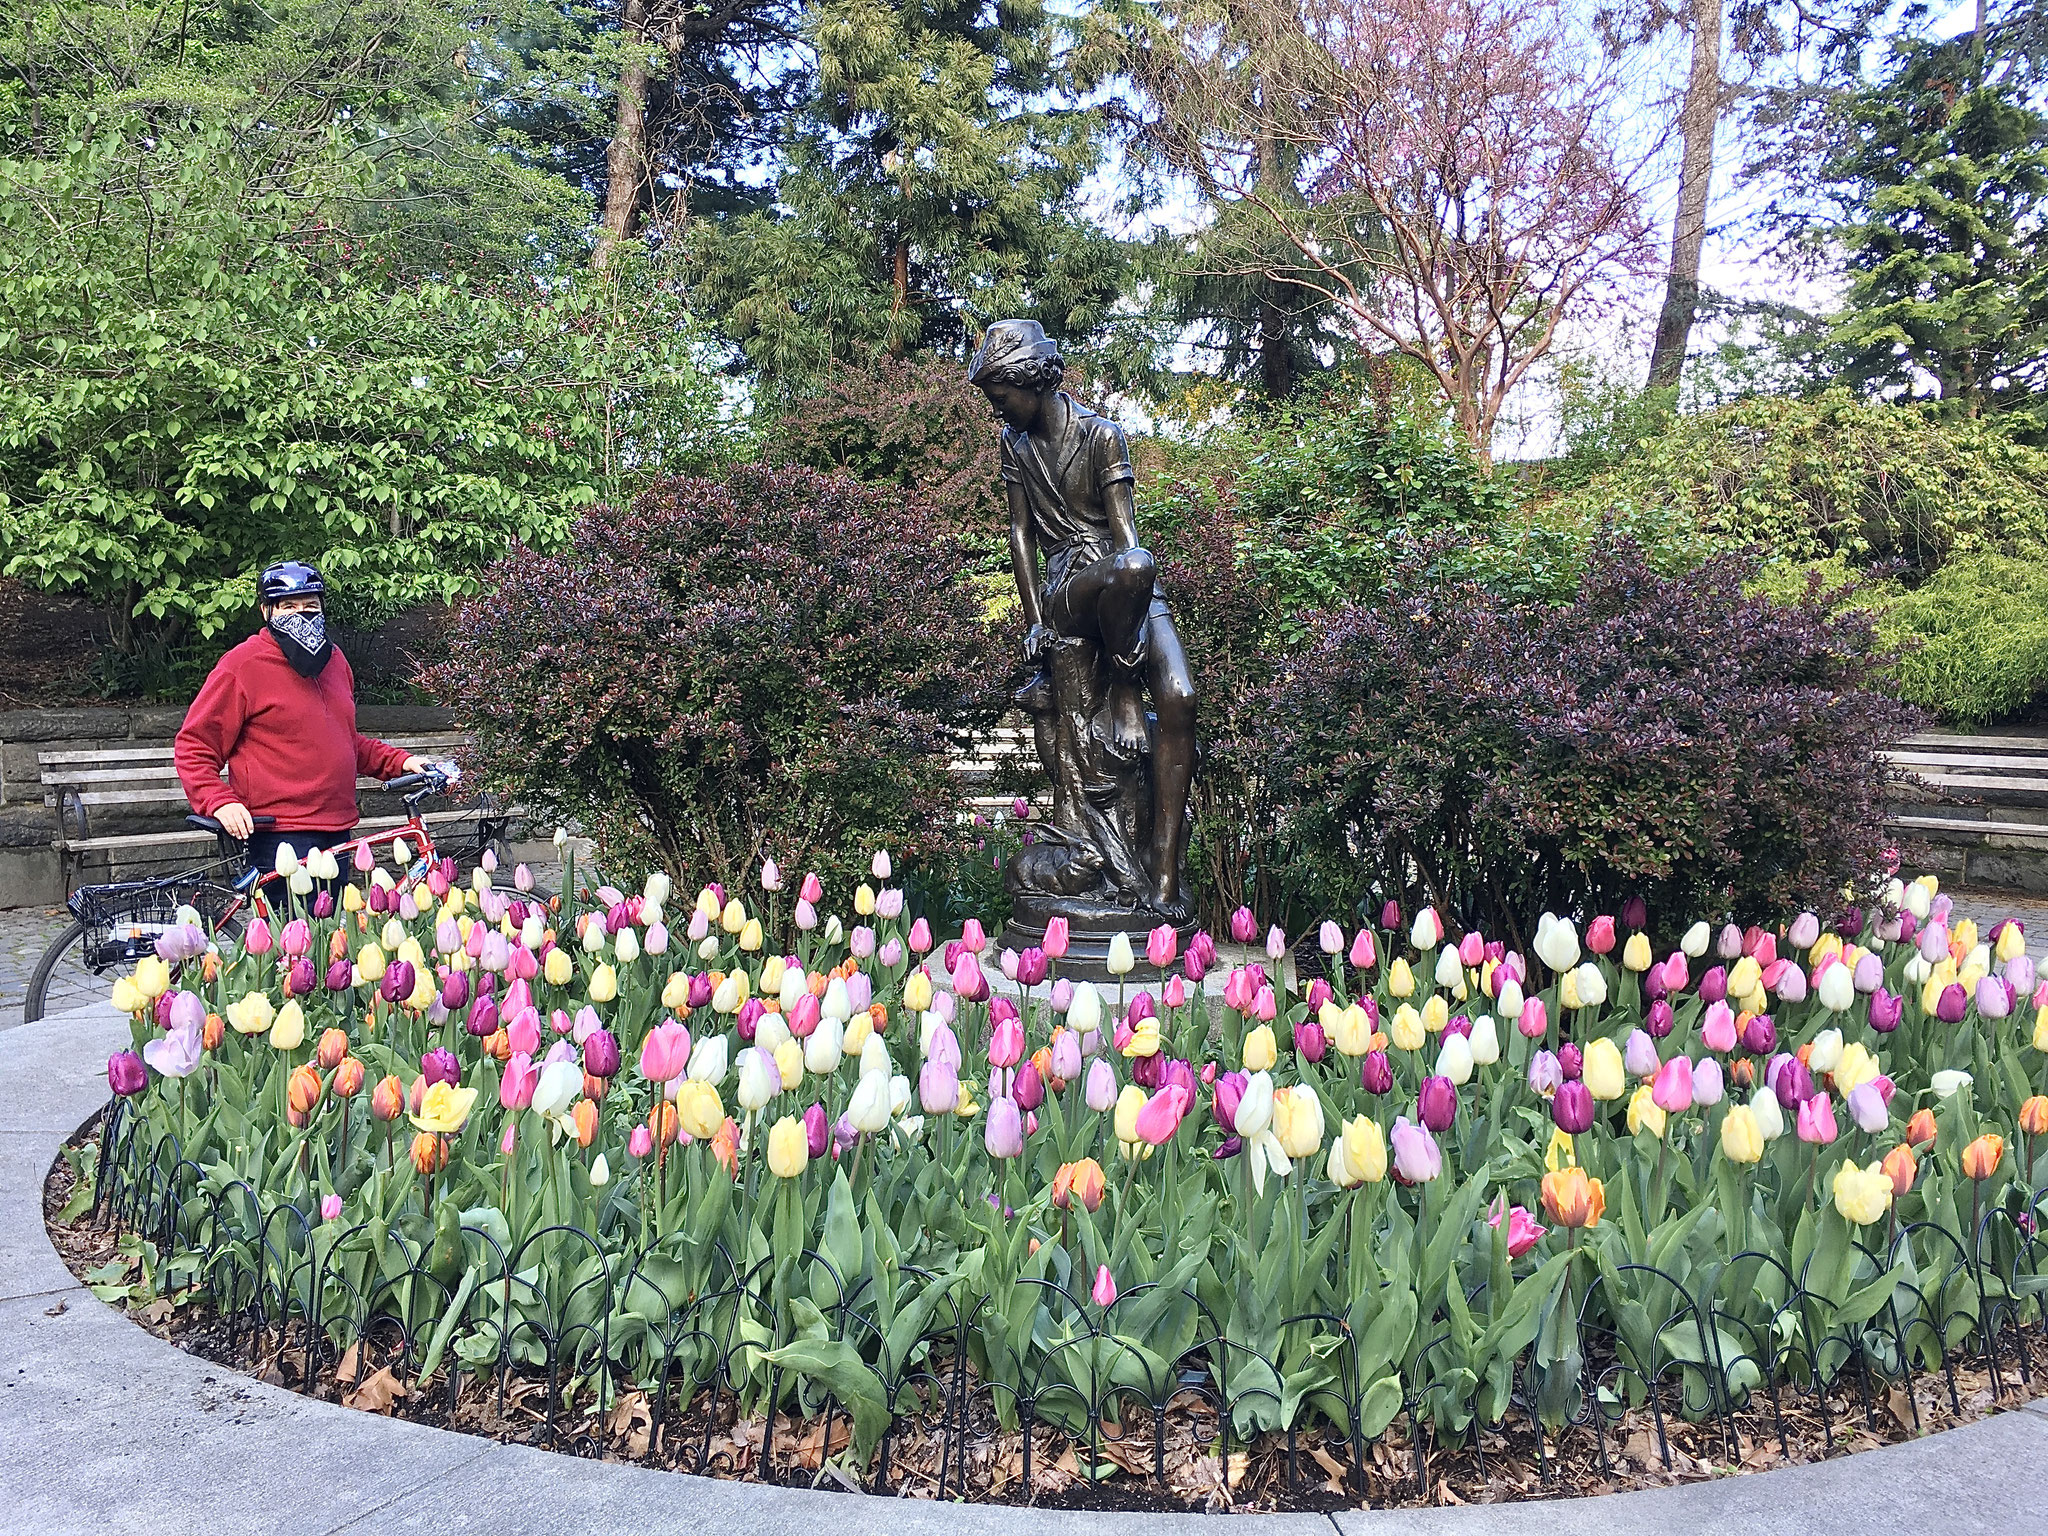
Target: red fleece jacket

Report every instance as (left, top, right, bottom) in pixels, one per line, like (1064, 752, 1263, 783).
(175, 633, 411, 832)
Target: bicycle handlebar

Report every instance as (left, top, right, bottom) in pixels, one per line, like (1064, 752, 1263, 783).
(381, 762, 462, 794)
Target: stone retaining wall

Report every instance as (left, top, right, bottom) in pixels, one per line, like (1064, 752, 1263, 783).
(0, 705, 458, 908)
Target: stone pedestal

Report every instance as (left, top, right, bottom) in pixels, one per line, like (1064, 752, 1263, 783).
(1001, 893, 1196, 983)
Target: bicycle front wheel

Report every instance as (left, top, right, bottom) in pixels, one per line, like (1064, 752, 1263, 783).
(24, 917, 92, 1025)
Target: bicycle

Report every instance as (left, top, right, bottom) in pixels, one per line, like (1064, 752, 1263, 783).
(23, 765, 523, 1023)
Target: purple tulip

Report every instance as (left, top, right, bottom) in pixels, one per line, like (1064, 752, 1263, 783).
(107, 1050, 147, 1097)
(1741, 1013, 1778, 1055)
(1622, 895, 1648, 930)
(1295, 1020, 1328, 1063)
(1013, 1059, 1045, 1112)
(1773, 1057, 1815, 1111)
(1016, 947, 1048, 986)
(686, 972, 714, 1011)
(985, 1096, 1025, 1159)
(465, 995, 499, 1039)
(1838, 906, 1865, 940)
(1443, 1013, 1472, 1040)
(1558, 1041, 1584, 1080)
(422, 1047, 461, 1086)
(1390, 1117, 1441, 1182)
(1212, 1070, 1247, 1133)
(804, 1102, 830, 1158)
(1528, 1049, 1563, 1096)
(1213, 1135, 1243, 1160)
(1380, 900, 1402, 932)
(736, 997, 764, 1041)
(584, 1029, 621, 1079)
(1697, 965, 1728, 1004)
(381, 959, 415, 1004)
(440, 971, 470, 1012)
(282, 956, 313, 997)
(1304, 977, 1333, 1015)
(1644, 966, 1669, 1004)
(1936, 982, 1969, 1023)
(1645, 999, 1674, 1039)
(1867, 988, 1903, 1033)
(1417, 1075, 1458, 1133)
(1552, 1080, 1595, 1134)
(1132, 1050, 1165, 1090)
(1359, 1050, 1394, 1096)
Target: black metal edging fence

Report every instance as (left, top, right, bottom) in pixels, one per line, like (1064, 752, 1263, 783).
(85, 1100, 2048, 1505)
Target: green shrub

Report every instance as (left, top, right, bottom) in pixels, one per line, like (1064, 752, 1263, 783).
(1549, 389, 2048, 576)
(1874, 554, 2048, 725)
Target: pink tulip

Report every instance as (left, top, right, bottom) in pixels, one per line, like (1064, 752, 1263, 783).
(1134, 1084, 1190, 1145)
(1586, 915, 1615, 955)
(1700, 1000, 1737, 1054)
(639, 1021, 692, 1082)
(985, 1097, 1025, 1158)
(952, 952, 989, 1002)
(789, 993, 822, 1038)
(506, 1008, 541, 1057)
(799, 872, 824, 904)
(961, 919, 988, 955)
(1230, 906, 1257, 944)
(1164, 974, 1187, 1009)
(1147, 924, 1178, 968)
(1488, 1201, 1546, 1259)
(500, 1053, 539, 1110)
(629, 1124, 654, 1159)
(1458, 930, 1484, 966)
(1093, 1264, 1118, 1307)
(988, 1016, 1026, 1069)
(353, 840, 375, 872)
(281, 919, 311, 958)
(1797, 1093, 1838, 1145)
(1349, 928, 1376, 969)
(1517, 998, 1547, 1039)
(1650, 1056, 1694, 1114)
(245, 918, 273, 956)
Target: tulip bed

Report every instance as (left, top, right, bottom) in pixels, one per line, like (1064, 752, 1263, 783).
(75, 852, 2048, 1506)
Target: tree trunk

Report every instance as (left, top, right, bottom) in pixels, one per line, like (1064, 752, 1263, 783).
(1258, 295, 1294, 399)
(594, 0, 651, 271)
(1646, 0, 1724, 392)
(888, 239, 910, 354)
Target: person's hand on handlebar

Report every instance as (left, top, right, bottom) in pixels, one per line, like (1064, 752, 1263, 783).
(402, 754, 432, 774)
(215, 802, 256, 840)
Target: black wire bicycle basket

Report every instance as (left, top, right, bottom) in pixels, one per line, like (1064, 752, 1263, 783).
(67, 873, 245, 971)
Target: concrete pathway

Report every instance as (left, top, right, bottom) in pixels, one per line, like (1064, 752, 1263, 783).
(3, 1003, 2046, 1533)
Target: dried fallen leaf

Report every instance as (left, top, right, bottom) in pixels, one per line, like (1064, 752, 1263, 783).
(43, 1300, 67, 1318)
(1309, 1445, 1349, 1492)
(334, 1341, 362, 1387)
(344, 1366, 406, 1414)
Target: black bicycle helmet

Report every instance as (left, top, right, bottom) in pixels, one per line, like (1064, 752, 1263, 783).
(257, 561, 326, 603)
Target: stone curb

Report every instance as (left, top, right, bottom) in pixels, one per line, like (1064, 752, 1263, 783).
(2, 1004, 2044, 1535)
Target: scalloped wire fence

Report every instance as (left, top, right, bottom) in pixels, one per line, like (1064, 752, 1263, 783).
(82, 1101, 2048, 1506)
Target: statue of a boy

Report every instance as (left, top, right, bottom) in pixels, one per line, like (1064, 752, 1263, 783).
(969, 320, 1196, 920)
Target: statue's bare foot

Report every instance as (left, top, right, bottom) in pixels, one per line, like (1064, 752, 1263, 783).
(1107, 680, 1148, 761)
(1149, 880, 1189, 925)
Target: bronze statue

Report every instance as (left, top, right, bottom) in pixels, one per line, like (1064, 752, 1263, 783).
(969, 320, 1197, 939)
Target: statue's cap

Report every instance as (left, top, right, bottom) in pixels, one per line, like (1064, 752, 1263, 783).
(968, 319, 1059, 384)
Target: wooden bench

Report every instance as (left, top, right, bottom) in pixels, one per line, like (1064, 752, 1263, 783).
(1883, 731, 2048, 848)
(40, 733, 510, 889)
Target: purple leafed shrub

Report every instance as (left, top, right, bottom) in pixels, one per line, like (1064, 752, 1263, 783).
(425, 464, 1007, 888)
(1238, 543, 1925, 945)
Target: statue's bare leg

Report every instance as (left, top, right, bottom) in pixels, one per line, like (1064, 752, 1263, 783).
(1143, 610, 1196, 917)
(1095, 549, 1156, 761)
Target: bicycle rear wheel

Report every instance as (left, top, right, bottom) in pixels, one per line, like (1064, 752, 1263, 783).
(24, 917, 92, 1024)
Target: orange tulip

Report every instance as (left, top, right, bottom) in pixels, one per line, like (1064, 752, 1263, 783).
(809, 971, 829, 998)
(410, 1132, 448, 1175)
(2020, 1096, 2048, 1136)
(332, 1057, 365, 1098)
(1541, 1166, 1606, 1229)
(1906, 1109, 1937, 1148)
(328, 927, 349, 962)
(1053, 1157, 1107, 1213)
(1961, 1134, 2005, 1181)
(649, 1100, 679, 1148)
(482, 1028, 511, 1063)
(583, 1071, 609, 1102)
(202, 1013, 225, 1051)
(573, 1098, 599, 1147)
(711, 1116, 741, 1178)
(316, 1027, 349, 1071)
(286, 1064, 323, 1125)
(1881, 1143, 1917, 1198)
(868, 1002, 889, 1032)
(1031, 1044, 1058, 1091)
(370, 1074, 405, 1122)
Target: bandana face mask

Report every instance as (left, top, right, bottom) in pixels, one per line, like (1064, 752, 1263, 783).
(269, 609, 332, 677)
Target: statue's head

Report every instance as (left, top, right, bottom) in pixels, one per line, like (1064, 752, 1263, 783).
(968, 319, 1064, 430)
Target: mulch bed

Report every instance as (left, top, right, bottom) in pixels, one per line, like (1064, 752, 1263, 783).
(43, 1140, 2048, 1512)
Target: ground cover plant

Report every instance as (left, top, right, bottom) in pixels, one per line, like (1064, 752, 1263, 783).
(80, 852, 2048, 1505)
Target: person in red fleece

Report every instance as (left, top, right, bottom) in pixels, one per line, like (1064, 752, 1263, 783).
(175, 561, 429, 875)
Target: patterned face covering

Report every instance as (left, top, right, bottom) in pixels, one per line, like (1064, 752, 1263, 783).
(269, 609, 332, 677)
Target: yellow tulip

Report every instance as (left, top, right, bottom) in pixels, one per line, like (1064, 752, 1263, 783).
(843, 1011, 873, 1056)
(1273, 1084, 1324, 1160)
(1626, 1083, 1666, 1139)
(1582, 1037, 1626, 1101)
(675, 1080, 724, 1139)
(1719, 1105, 1765, 1164)
(721, 898, 746, 934)
(904, 970, 933, 1013)
(226, 992, 275, 1035)
(739, 919, 763, 952)
(544, 947, 574, 986)
(1328, 1115, 1386, 1188)
(588, 962, 618, 1003)
(1332, 1003, 1374, 1056)
(396, 937, 425, 968)
(1727, 956, 1761, 998)
(661, 972, 689, 1010)
(1114, 1084, 1147, 1145)
(1242, 1024, 1277, 1073)
(341, 883, 365, 913)
(696, 887, 721, 920)
(1833, 1041, 1879, 1094)
(1421, 994, 1448, 1033)
(1621, 933, 1652, 972)
(1544, 1127, 1577, 1173)
(2034, 1005, 2048, 1052)
(1122, 1015, 1161, 1058)
(1952, 918, 1978, 953)
(270, 999, 307, 1051)
(110, 977, 144, 1014)
(1810, 933, 1844, 968)
(409, 1081, 478, 1134)
(1387, 957, 1414, 998)
(854, 884, 876, 917)
(1390, 1004, 1425, 1052)
(134, 956, 171, 1000)
(1559, 968, 1583, 1011)
(774, 1039, 804, 1089)
(760, 954, 786, 993)
(1832, 1159, 1892, 1225)
(1997, 921, 2028, 963)
(766, 1115, 809, 1178)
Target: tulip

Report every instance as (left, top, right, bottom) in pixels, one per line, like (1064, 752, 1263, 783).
(1626, 1084, 1666, 1139)
(1093, 1264, 1118, 1308)
(1528, 1049, 1563, 1097)
(410, 1080, 479, 1135)
(989, 1015, 1026, 1069)
(1532, 913, 1580, 972)
(2021, 1095, 2048, 1136)
(1389, 1117, 1442, 1183)
(1650, 1056, 1694, 1114)
(1541, 1166, 1605, 1228)
(1349, 928, 1377, 970)
(673, 1080, 724, 1140)
(1012, 1058, 1046, 1113)
(1408, 907, 1442, 950)
(1581, 1038, 1626, 1101)
(1697, 965, 1728, 1005)
(1290, 1017, 1327, 1064)
(1896, 1107, 1937, 1151)
(1134, 1084, 1190, 1145)
(1417, 1075, 1458, 1132)
(1510, 997, 1546, 1042)
(1881, 1142, 1917, 1197)
(1380, 899, 1401, 930)
(1773, 1057, 1815, 1110)
(106, 1050, 148, 1096)
(763, 1115, 807, 1178)
(1976, 975, 2014, 1020)
(1433, 1033, 1474, 1086)
(1843, 1080, 1888, 1135)
(1620, 1029, 1656, 1079)
(1564, 962, 1608, 1010)
(1148, 925, 1181, 968)
(1961, 1133, 2005, 1180)
(1832, 1159, 1893, 1225)
(1050, 1027, 1083, 1083)
(1796, 1092, 1838, 1145)
(1741, 1014, 1779, 1056)
(1931, 1068, 1974, 1098)
(1720, 1104, 1765, 1164)
(1433, 945, 1463, 991)
(1558, 1041, 1583, 1080)
(1585, 915, 1616, 956)
(1054, 1158, 1108, 1213)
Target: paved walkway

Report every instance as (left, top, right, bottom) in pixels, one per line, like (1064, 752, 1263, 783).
(2, 1001, 2046, 1534)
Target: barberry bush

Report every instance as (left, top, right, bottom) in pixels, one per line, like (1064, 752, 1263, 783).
(426, 464, 1007, 888)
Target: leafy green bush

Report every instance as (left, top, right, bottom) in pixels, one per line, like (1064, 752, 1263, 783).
(0, 117, 732, 653)
(1548, 389, 2048, 575)
(1874, 554, 2048, 725)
